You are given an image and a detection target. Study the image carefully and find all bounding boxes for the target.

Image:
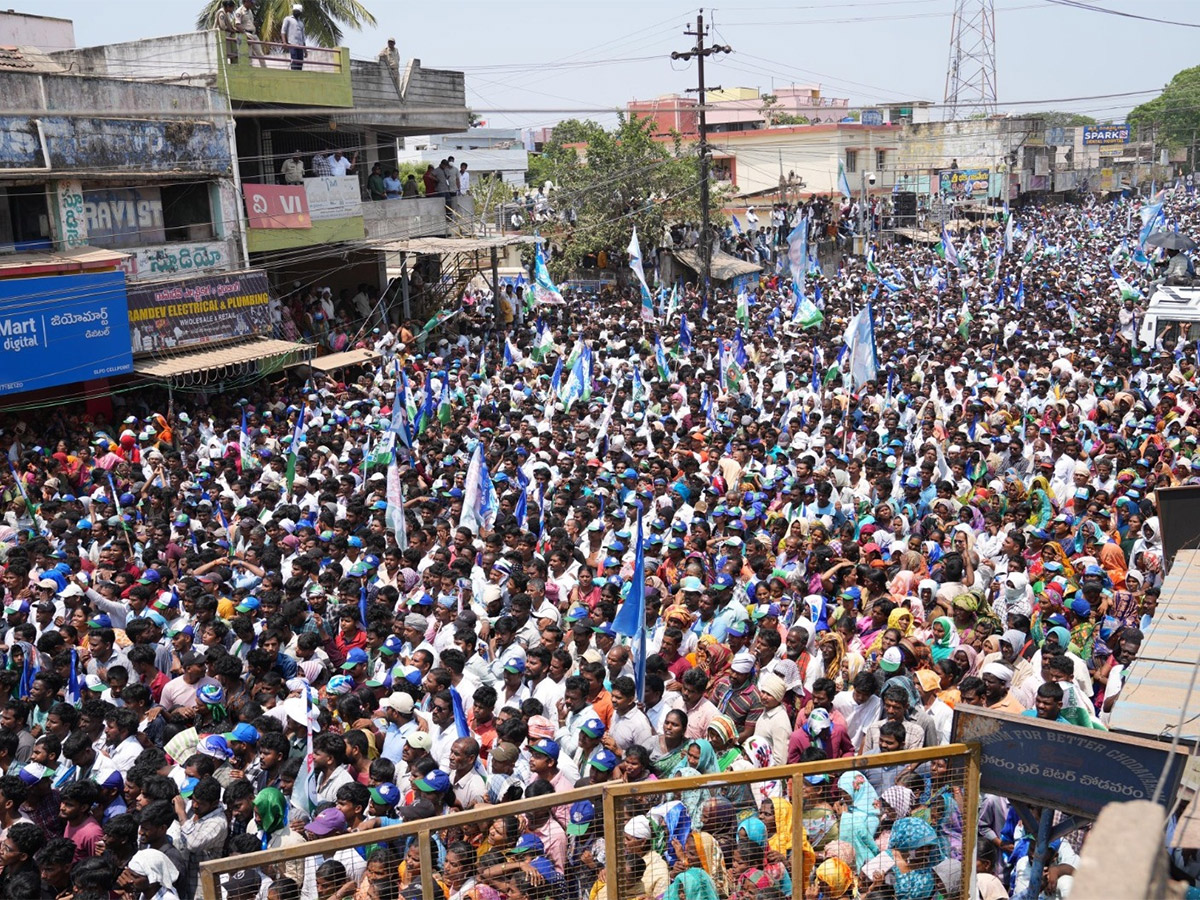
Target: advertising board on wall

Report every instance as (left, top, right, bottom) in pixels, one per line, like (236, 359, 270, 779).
(939, 168, 990, 198)
(0, 272, 133, 395)
(126, 270, 272, 353)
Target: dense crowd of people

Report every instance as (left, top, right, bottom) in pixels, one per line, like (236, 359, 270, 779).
(0, 185, 1195, 900)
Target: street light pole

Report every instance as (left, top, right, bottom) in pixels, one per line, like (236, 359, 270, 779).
(672, 12, 731, 308)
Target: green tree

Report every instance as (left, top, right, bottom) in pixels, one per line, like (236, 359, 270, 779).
(1130, 66, 1200, 149)
(1028, 111, 1098, 129)
(527, 114, 730, 280)
(525, 118, 605, 190)
(196, 0, 376, 49)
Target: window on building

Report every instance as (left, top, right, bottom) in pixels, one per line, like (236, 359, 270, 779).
(161, 183, 215, 242)
(845, 149, 858, 173)
(876, 149, 888, 171)
(0, 186, 51, 251)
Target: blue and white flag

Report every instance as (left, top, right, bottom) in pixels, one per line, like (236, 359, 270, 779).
(459, 443, 498, 535)
(612, 511, 648, 701)
(837, 161, 853, 199)
(679, 314, 692, 354)
(531, 242, 564, 304)
(628, 227, 656, 324)
(842, 301, 879, 391)
(559, 354, 587, 410)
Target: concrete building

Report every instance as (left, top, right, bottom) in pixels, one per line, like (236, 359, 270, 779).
(705, 123, 903, 203)
(894, 117, 1046, 201)
(0, 22, 472, 406)
(398, 129, 529, 186)
(628, 85, 855, 138)
(0, 10, 74, 51)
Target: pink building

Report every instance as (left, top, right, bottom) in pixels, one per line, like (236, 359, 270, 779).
(626, 95, 699, 137)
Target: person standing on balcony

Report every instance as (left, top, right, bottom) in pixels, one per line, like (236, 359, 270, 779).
(421, 164, 437, 196)
(378, 38, 400, 69)
(458, 162, 471, 195)
(214, 0, 238, 64)
(281, 151, 305, 185)
(281, 4, 307, 71)
(368, 164, 387, 201)
(234, 0, 266, 67)
(329, 150, 356, 177)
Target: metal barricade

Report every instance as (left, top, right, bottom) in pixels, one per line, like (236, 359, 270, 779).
(197, 744, 979, 900)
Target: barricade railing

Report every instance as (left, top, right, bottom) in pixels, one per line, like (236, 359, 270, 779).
(198, 743, 979, 900)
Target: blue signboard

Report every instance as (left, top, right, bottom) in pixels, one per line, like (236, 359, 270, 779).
(0, 272, 133, 395)
(1083, 124, 1131, 146)
(952, 705, 1187, 819)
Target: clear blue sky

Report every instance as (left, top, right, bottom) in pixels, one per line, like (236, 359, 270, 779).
(24, 0, 1200, 131)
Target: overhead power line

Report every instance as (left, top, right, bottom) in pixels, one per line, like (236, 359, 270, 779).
(1041, 0, 1200, 29)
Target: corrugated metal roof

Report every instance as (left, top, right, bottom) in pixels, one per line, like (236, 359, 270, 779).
(377, 235, 538, 254)
(0, 246, 128, 277)
(308, 348, 379, 372)
(671, 248, 762, 281)
(134, 338, 312, 380)
(1108, 548, 1200, 743)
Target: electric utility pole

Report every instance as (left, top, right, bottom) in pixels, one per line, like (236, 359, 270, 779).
(672, 12, 730, 307)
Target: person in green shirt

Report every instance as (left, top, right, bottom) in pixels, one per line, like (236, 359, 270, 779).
(367, 163, 386, 201)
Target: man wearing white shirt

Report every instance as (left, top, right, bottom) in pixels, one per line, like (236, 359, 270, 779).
(328, 150, 355, 177)
(102, 709, 144, 771)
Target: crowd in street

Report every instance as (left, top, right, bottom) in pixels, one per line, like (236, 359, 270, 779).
(0, 185, 1195, 900)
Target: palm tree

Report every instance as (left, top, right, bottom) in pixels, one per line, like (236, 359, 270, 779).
(196, 0, 377, 49)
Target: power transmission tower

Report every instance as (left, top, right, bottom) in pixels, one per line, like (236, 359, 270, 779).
(672, 12, 730, 306)
(943, 0, 997, 121)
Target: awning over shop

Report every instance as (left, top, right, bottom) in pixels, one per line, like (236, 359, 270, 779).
(134, 338, 312, 386)
(671, 248, 762, 282)
(0, 245, 128, 277)
(307, 348, 380, 372)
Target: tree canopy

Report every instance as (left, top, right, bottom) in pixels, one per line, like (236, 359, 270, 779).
(196, 0, 376, 49)
(1028, 111, 1098, 129)
(525, 115, 726, 280)
(1130, 66, 1200, 149)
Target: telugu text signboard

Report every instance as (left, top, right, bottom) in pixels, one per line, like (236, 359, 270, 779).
(952, 705, 1187, 819)
(243, 184, 311, 229)
(126, 270, 272, 353)
(939, 168, 990, 198)
(1083, 124, 1131, 146)
(304, 176, 363, 221)
(0, 272, 133, 395)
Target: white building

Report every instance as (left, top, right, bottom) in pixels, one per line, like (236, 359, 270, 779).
(398, 129, 528, 186)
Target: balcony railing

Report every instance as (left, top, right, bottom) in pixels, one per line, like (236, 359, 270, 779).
(215, 31, 353, 107)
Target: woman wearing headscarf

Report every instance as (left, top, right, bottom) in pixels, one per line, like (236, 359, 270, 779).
(697, 638, 733, 693)
(121, 848, 182, 900)
(817, 631, 846, 686)
(868, 607, 916, 658)
(666, 866, 719, 900)
(814, 857, 855, 898)
(887, 817, 945, 900)
(928, 616, 959, 664)
(835, 770, 880, 869)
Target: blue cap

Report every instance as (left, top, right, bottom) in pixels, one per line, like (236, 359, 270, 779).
(137, 568, 161, 584)
(588, 749, 618, 772)
(530, 738, 560, 759)
(88, 613, 112, 629)
(580, 717, 606, 738)
(712, 574, 734, 591)
(503, 657, 526, 674)
(602, 556, 621, 568)
(567, 800, 596, 836)
(513, 833, 545, 854)
(370, 782, 400, 807)
(381, 635, 404, 656)
(341, 647, 369, 670)
(348, 536, 364, 548)
(565, 605, 590, 623)
(235, 596, 261, 613)
(414, 770, 451, 793)
(592, 622, 616, 638)
(225, 723, 260, 744)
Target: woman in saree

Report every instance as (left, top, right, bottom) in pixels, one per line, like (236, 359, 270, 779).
(835, 770, 880, 869)
(697, 639, 733, 696)
(736, 816, 792, 895)
(817, 632, 846, 687)
(800, 774, 840, 852)
(1027, 475, 1056, 529)
(760, 797, 815, 887)
(649, 709, 691, 777)
(888, 817, 946, 900)
(666, 866, 719, 900)
(917, 757, 962, 860)
(867, 607, 916, 658)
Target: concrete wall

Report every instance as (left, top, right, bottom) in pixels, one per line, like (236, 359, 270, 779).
(349, 59, 469, 134)
(0, 74, 230, 174)
(50, 32, 218, 88)
(0, 11, 75, 51)
(898, 118, 1042, 174)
